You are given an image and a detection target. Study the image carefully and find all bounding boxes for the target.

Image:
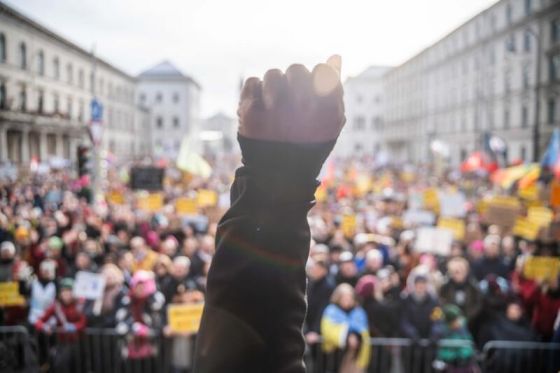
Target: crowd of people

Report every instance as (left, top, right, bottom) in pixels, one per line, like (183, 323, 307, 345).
(0, 158, 559, 373)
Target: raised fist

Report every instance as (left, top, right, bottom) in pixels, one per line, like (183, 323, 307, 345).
(238, 55, 345, 144)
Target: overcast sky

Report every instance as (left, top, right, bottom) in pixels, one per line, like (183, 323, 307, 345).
(6, 0, 498, 117)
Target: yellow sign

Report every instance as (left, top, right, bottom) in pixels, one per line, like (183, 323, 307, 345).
(489, 196, 521, 209)
(438, 218, 466, 241)
(175, 198, 198, 215)
(341, 214, 357, 238)
(0, 282, 25, 307)
(138, 193, 163, 212)
(423, 188, 440, 213)
(106, 191, 125, 205)
(527, 207, 553, 228)
(512, 217, 540, 241)
(167, 303, 204, 333)
(197, 190, 218, 208)
(518, 184, 539, 201)
(523, 257, 560, 281)
(551, 181, 560, 209)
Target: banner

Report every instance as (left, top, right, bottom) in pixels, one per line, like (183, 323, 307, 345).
(484, 196, 521, 228)
(175, 197, 197, 215)
(138, 193, 164, 212)
(0, 282, 25, 306)
(423, 188, 440, 213)
(342, 214, 357, 238)
(415, 227, 454, 256)
(523, 257, 560, 281)
(527, 207, 553, 228)
(438, 217, 466, 241)
(512, 217, 541, 241)
(73, 271, 105, 300)
(106, 191, 125, 205)
(130, 167, 164, 191)
(197, 189, 218, 208)
(403, 210, 436, 226)
(167, 303, 204, 334)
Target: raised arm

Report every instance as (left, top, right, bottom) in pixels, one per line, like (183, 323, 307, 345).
(194, 56, 345, 373)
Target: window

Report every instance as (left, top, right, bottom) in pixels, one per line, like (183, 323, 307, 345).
(524, 0, 531, 16)
(461, 149, 467, 161)
(99, 78, 104, 96)
(78, 99, 84, 122)
(551, 54, 560, 82)
(506, 4, 512, 25)
(353, 116, 365, 131)
(173, 117, 179, 128)
(140, 93, 146, 103)
(66, 64, 73, 84)
(0, 82, 5, 109)
(505, 34, 516, 53)
(521, 105, 529, 128)
(521, 146, 527, 161)
(523, 30, 531, 52)
(504, 69, 511, 93)
(552, 19, 560, 43)
(0, 33, 5, 63)
(549, 99, 556, 125)
(53, 93, 59, 114)
(173, 92, 179, 103)
(78, 69, 84, 88)
(90, 73, 95, 92)
(19, 85, 26, 111)
(67, 97, 72, 118)
(504, 108, 510, 129)
(19, 42, 27, 69)
(522, 64, 530, 89)
(37, 50, 44, 76)
(37, 89, 44, 114)
(53, 57, 60, 79)
(156, 117, 163, 128)
(156, 92, 163, 103)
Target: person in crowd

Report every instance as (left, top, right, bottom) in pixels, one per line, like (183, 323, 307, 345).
(359, 248, 383, 277)
(471, 234, 509, 281)
(439, 257, 483, 330)
(27, 259, 57, 326)
(85, 263, 127, 328)
(154, 253, 173, 294)
(321, 283, 370, 373)
(189, 234, 214, 279)
(400, 275, 440, 341)
(336, 251, 359, 287)
(305, 258, 335, 345)
(162, 256, 197, 303)
(526, 275, 560, 341)
(0, 240, 32, 324)
(129, 236, 158, 273)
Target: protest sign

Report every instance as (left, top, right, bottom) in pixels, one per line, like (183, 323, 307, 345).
(130, 167, 164, 191)
(484, 196, 521, 228)
(0, 282, 25, 306)
(512, 217, 540, 241)
(138, 193, 163, 212)
(523, 257, 560, 281)
(73, 271, 106, 300)
(403, 210, 436, 226)
(527, 207, 553, 228)
(423, 188, 440, 213)
(438, 217, 466, 241)
(518, 184, 538, 201)
(342, 214, 357, 238)
(197, 189, 218, 208)
(106, 191, 125, 205)
(175, 197, 197, 215)
(415, 227, 454, 256)
(167, 303, 204, 333)
(438, 192, 466, 218)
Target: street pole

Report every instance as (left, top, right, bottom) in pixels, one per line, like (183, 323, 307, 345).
(532, 22, 542, 162)
(90, 45, 102, 203)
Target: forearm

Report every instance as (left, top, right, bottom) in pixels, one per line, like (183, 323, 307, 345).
(194, 136, 334, 373)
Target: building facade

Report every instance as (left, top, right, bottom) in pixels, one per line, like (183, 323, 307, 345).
(0, 2, 149, 166)
(382, 0, 560, 165)
(200, 112, 237, 156)
(334, 66, 391, 157)
(136, 61, 201, 160)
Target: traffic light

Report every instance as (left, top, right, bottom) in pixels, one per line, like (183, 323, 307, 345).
(77, 145, 92, 177)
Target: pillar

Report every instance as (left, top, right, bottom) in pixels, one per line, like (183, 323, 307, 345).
(39, 131, 47, 162)
(55, 133, 64, 158)
(21, 130, 29, 164)
(0, 126, 7, 162)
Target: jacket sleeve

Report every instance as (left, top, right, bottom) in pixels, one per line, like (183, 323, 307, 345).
(193, 135, 335, 373)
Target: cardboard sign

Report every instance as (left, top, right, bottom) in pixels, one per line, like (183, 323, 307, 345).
(512, 217, 541, 241)
(438, 217, 466, 241)
(518, 184, 539, 201)
(167, 303, 204, 333)
(0, 282, 25, 306)
(197, 190, 218, 208)
(415, 227, 454, 256)
(439, 192, 466, 218)
(527, 207, 553, 228)
(484, 197, 521, 228)
(73, 271, 106, 300)
(550, 181, 560, 208)
(130, 167, 165, 191)
(523, 257, 560, 281)
(341, 214, 357, 238)
(403, 210, 436, 226)
(106, 191, 125, 205)
(175, 197, 197, 215)
(423, 188, 440, 212)
(138, 193, 164, 212)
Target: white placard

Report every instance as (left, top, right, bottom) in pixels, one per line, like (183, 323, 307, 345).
(73, 271, 105, 300)
(403, 210, 436, 226)
(415, 227, 454, 256)
(438, 192, 467, 218)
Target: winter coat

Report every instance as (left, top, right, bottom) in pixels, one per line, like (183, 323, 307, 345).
(439, 278, 483, 323)
(305, 274, 335, 334)
(400, 294, 440, 339)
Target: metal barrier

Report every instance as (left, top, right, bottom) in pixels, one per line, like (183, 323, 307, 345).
(1, 326, 559, 373)
(482, 341, 560, 373)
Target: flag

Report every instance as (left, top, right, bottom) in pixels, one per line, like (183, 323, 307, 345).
(541, 129, 560, 169)
(176, 137, 212, 178)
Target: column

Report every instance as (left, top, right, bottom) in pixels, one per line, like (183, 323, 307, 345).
(20, 130, 29, 164)
(55, 133, 64, 158)
(0, 126, 7, 162)
(39, 132, 47, 162)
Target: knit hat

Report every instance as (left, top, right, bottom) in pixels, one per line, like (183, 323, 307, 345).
(59, 278, 74, 290)
(48, 236, 64, 251)
(355, 275, 376, 299)
(442, 304, 463, 323)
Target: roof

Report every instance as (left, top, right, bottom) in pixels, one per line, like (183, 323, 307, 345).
(138, 60, 201, 89)
(0, 1, 134, 81)
(345, 65, 392, 85)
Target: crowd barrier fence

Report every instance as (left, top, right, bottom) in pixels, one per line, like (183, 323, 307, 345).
(0, 327, 559, 372)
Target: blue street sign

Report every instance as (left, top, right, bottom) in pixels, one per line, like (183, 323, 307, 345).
(90, 99, 103, 122)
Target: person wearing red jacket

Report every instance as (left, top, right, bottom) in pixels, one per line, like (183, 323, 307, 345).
(527, 275, 560, 341)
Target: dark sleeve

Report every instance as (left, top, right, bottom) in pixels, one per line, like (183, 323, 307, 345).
(193, 135, 335, 373)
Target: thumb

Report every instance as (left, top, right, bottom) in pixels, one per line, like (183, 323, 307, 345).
(326, 55, 342, 77)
